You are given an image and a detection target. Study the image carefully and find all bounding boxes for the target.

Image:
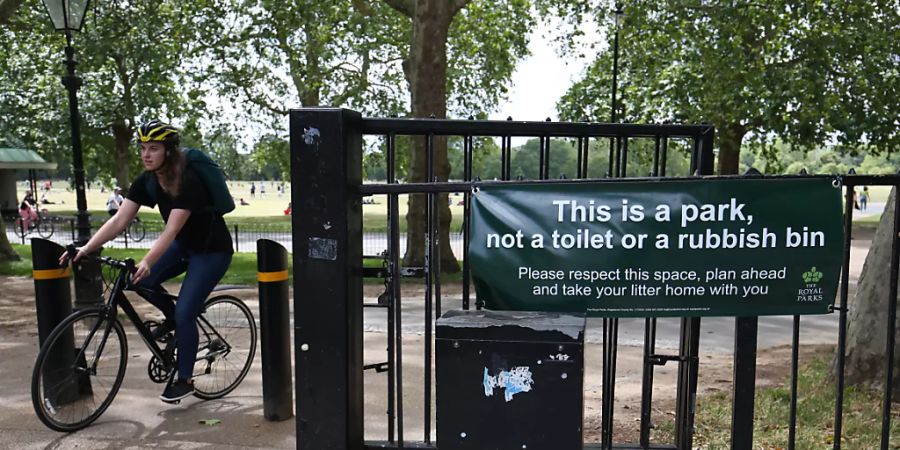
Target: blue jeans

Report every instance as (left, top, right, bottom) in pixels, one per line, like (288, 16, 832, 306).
(137, 240, 232, 380)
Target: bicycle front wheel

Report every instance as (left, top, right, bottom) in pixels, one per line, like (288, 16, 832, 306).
(31, 308, 128, 432)
(192, 295, 257, 399)
(37, 219, 54, 238)
(127, 220, 146, 242)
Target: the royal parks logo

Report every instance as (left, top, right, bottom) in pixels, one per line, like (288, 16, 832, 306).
(797, 267, 824, 302)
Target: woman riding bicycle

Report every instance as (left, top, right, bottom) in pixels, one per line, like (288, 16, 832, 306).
(66, 120, 234, 403)
(19, 189, 38, 229)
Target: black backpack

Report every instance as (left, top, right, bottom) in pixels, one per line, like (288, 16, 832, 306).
(145, 148, 235, 215)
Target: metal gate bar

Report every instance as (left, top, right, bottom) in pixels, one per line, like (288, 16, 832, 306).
(832, 182, 854, 449)
(880, 185, 900, 450)
(386, 132, 399, 445)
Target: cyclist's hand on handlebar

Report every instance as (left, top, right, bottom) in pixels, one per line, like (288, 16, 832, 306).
(59, 246, 86, 266)
(132, 259, 151, 284)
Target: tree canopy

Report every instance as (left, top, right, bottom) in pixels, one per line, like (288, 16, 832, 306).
(558, 1, 899, 175)
(0, 1, 206, 189)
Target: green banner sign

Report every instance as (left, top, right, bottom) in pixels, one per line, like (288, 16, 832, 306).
(469, 178, 844, 317)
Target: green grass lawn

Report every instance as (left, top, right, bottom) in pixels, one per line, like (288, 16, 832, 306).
(0, 245, 272, 285)
(1, 244, 461, 284)
(652, 353, 900, 448)
(47, 202, 464, 233)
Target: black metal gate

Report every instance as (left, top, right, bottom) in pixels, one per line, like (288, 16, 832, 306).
(289, 107, 900, 450)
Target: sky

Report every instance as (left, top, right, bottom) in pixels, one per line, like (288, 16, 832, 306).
(489, 29, 592, 123)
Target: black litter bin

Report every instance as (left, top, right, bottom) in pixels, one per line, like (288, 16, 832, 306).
(436, 309, 586, 450)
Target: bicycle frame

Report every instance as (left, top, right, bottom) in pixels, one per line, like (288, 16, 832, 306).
(75, 258, 233, 379)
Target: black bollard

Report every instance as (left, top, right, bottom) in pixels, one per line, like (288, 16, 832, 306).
(32, 239, 73, 345)
(32, 238, 89, 404)
(257, 239, 294, 421)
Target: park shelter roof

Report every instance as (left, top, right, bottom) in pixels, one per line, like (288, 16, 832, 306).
(0, 148, 57, 170)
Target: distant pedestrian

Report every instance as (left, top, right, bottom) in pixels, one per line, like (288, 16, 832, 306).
(250, 182, 256, 198)
(107, 187, 124, 216)
(260, 182, 266, 197)
(859, 187, 868, 211)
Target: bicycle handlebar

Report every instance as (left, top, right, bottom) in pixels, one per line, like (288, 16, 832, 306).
(65, 244, 135, 272)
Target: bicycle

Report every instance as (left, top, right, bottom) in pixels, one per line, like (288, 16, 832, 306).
(31, 246, 257, 432)
(116, 217, 146, 242)
(13, 208, 54, 239)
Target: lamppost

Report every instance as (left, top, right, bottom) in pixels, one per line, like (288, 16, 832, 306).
(610, 3, 623, 123)
(42, 0, 102, 306)
(41, 0, 91, 243)
(608, 3, 624, 178)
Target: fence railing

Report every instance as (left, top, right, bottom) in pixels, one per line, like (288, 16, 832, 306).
(3, 216, 436, 256)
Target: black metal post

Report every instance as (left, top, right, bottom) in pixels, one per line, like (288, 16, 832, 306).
(291, 108, 363, 450)
(61, 32, 102, 308)
(675, 317, 700, 449)
(733, 156, 761, 450)
(731, 316, 758, 449)
(31, 238, 86, 404)
(62, 34, 90, 245)
(833, 182, 855, 449)
(611, 4, 622, 124)
(789, 315, 800, 450)
(257, 239, 294, 421)
(880, 185, 900, 449)
(32, 239, 73, 345)
(607, 4, 623, 180)
(639, 317, 657, 448)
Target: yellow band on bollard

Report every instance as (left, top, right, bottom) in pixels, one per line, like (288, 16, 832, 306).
(33, 267, 72, 280)
(257, 270, 289, 283)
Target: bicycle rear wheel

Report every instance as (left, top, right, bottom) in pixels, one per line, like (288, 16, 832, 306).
(13, 217, 25, 238)
(31, 308, 128, 432)
(192, 295, 257, 399)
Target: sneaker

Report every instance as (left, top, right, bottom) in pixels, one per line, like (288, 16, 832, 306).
(160, 378, 194, 403)
(151, 320, 175, 342)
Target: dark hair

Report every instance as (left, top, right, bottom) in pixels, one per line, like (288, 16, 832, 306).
(156, 139, 185, 197)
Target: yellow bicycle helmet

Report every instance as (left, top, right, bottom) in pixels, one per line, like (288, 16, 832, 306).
(137, 120, 179, 143)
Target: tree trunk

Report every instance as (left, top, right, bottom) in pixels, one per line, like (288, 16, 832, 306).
(0, 214, 21, 262)
(112, 123, 133, 190)
(716, 123, 746, 175)
(840, 187, 900, 399)
(401, 0, 460, 273)
(0, 0, 25, 25)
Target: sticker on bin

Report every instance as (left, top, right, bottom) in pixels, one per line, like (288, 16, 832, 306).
(483, 366, 534, 402)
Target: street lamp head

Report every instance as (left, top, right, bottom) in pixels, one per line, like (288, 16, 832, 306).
(614, 3, 624, 25)
(41, 0, 91, 32)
